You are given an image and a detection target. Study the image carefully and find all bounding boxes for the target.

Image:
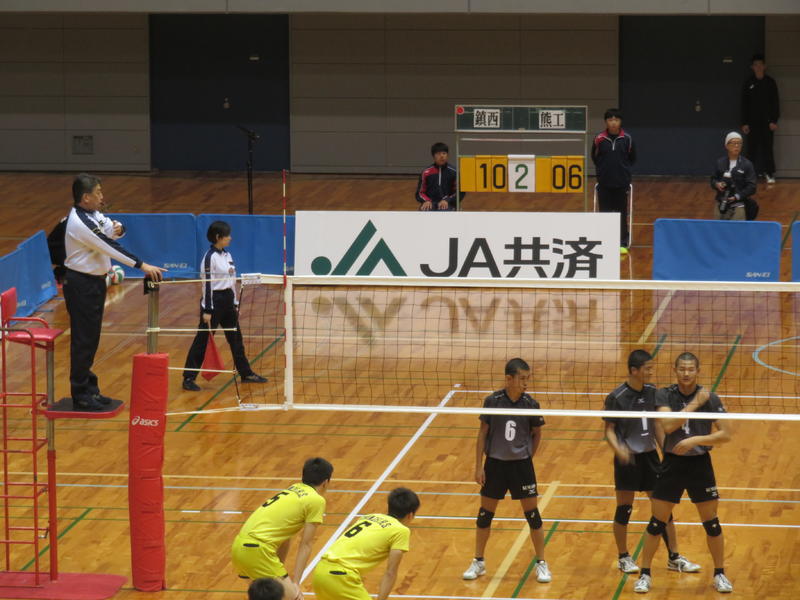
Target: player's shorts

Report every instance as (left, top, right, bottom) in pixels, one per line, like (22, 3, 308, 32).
(312, 558, 369, 600)
(481, 456, 538, 500)
(230, 535, 288, 579)
(614, 450, 661, 491)
(652, 452, 720, 504)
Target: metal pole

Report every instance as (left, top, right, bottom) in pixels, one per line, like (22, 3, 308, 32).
(247, 137, 254, 215)
(45, 348, 57, 579)
(147, 280, 159, 354)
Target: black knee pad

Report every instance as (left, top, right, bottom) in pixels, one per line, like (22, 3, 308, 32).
(476, 508, 495, 529)
(703, 517, 722, 537)
(646, 516, 666, 536)
(524, 508, 542, 530)
(614, 504, 633, 525)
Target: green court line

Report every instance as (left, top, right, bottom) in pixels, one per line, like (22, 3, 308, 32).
(781, 211, 799, 249)
(712, 334, 742, 392)
(175, 334, 283, 432)
(651, 333, 668, 358)
(610, 530, 645, 600)
(19, 507, 91, 572)
(510, 520, 559, 597)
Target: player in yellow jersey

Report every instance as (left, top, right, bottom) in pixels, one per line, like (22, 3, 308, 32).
(312, 487, 420, 600)
(233, 457, 333, 600)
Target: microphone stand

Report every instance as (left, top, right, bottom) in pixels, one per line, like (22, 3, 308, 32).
(237, 125, 260, 215)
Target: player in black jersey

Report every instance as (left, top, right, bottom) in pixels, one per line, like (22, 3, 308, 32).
(604, 350, 699, 575)
(462, 358, 551, 584)
(633, 352, 733, 594)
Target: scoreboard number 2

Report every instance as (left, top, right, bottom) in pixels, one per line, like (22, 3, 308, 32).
(460, 155, 583, 193)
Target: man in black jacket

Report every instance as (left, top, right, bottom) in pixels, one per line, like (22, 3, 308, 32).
(591, 108, 636, 254)
(416, 142, 460, 211)
(710, 132, 757, 221)
(741, 53, 780, 184)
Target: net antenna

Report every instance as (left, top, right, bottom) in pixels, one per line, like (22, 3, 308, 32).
(454, 104, 590, 210)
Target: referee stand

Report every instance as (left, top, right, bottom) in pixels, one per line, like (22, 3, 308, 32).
(0, 287, 125, 599)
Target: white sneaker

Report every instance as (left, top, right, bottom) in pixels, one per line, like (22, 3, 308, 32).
(667, 555, 701, 572)
(634, 573, 651, 593)
(462, 558, 485, 580)
(618, 555, 640, 573)
(714, 573, 733, 593)
(766, 175, 776, 184)
(535, 560, 552, 583)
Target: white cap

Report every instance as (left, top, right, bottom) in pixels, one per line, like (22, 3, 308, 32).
(725, 131, 743, 145)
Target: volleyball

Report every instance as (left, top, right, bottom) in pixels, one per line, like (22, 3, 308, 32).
(106, 265, 125, 286)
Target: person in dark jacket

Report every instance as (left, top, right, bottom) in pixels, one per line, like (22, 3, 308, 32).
(741, 53, 779, 184)
(591, 108, 636, 253)
(710, 132, 757, 221)
(416, 142, 461, 211)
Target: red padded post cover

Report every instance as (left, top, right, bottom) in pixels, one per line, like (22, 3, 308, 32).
(128, 353, 168, 591)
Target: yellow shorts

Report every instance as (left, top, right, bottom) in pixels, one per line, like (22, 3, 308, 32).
(231, 535, 287, 579)
(312, 559, 369, 600)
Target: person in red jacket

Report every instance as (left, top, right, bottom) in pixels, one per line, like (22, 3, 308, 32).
(415, 142, 461, 211)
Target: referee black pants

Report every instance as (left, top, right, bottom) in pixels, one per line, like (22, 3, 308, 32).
(183, 289, 253, 381)
(745, 125, 775, 176)
(597, 185, 630, 247)
(63, 268, 106, 402)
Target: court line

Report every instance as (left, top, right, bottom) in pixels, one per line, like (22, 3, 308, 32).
(481, 481, 559, 598)
(712, 333, 742, 392)
(299, 387, 458, 583)
(753, 336, 800, 377)
(26, 472, 800, 493)
(780, 210, 799, 249)
(636, 289, 675, 345)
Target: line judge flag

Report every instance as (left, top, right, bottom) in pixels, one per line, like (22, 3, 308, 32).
(201, 333, 225, 381)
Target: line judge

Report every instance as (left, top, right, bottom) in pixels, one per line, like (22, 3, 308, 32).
(64, 173, 165, 411)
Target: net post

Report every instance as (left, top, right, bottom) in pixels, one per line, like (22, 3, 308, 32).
(146, 279, 160, 354)
(283, 277, 293, 409)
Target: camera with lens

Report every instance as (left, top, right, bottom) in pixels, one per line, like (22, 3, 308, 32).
(717, 171, 737, 214)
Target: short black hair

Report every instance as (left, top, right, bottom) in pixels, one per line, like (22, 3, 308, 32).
(302, 457, 333, 486)
(72, 173, 101, 205)
(751, 52, 765, 63)
(387, 487, 420, 520)
(206, 220, 231, 244)
(431, 142, 449, 156)
(505, 358, 530, 376)
(675, 352, 699, 368)
(604, 108, 623, 121)
(248, 577, 283, 600)
(628, 349, 653, 373)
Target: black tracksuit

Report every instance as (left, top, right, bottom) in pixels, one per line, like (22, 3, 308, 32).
(741, 74, 780, 176)
(592, 129, 636, 246)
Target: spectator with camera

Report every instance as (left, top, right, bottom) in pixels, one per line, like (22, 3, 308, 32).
(710, 132, 757, 221)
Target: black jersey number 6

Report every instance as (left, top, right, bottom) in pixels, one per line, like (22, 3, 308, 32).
(344, 520, 374, 538)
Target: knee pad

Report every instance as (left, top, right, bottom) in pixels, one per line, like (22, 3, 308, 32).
(524, 508, 542, 530)
(476, 508, 495, 529)
(646, 516, 666, 536)
(703, 517, 722, 537)
(614, 504, 633, 525)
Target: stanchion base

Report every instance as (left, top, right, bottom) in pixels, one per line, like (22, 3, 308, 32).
(0, 572, 126, 599)
(44, 398, 125, 419)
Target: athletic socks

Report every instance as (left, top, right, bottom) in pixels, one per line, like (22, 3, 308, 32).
(641, 568, 651, 576)
(668, 551, 680, 561)
(714, 568, 725, 576)
(619, 552, 631, 559)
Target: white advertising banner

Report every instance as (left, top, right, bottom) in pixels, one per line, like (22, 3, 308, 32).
(295, 211, 620, 279)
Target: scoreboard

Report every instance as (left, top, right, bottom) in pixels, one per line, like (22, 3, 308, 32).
(459, 155, 584, 193)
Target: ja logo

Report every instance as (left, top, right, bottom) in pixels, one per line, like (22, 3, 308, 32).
(311, 220, 407, 276)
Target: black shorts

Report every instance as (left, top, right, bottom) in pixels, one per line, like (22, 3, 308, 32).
(614, 450, 661, 492)
(652, 453, 719, 504)
(480, 457, 537, 500)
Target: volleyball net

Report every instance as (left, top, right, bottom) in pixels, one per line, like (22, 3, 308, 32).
(151, 275, 800, 420)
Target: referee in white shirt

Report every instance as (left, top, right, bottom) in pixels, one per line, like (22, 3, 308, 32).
(64, 173, 165, 410)
(181, 221, 266, 391)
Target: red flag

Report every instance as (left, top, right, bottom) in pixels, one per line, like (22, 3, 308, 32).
(200, 334, 225, 381)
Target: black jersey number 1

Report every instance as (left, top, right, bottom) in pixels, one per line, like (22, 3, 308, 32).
(344, 520, 374, 538)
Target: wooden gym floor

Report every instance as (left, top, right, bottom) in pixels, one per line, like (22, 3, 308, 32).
(0, 172, 799, 599)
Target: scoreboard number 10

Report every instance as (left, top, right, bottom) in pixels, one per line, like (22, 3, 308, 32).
(459, 154, 584, 194)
